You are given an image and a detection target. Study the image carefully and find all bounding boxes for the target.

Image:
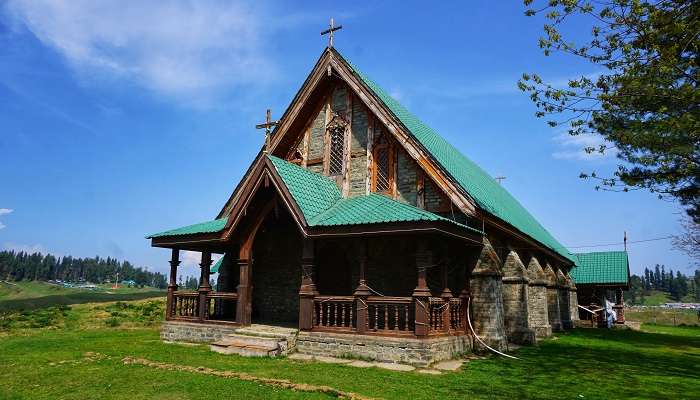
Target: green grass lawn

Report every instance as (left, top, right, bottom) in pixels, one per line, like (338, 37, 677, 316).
(0, 281, 164, 312)
(626, 307, 699, 326)
(1, 300, 699, 399)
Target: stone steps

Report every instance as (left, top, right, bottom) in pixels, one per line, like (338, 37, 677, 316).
(209, 324, 299, 357)
(210, 335, 281, 357)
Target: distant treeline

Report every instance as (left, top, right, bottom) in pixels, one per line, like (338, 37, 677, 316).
(0, 250, 167, 289)
(626, 265, 700, 304)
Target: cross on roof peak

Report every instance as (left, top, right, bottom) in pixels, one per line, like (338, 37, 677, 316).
(255, 109, 279, 154)
(321, 17, 342, 48)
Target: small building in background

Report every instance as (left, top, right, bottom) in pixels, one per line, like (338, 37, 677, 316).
(571, 251, 630, 324)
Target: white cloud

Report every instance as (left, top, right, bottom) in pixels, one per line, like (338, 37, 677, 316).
(4, 0, 274, 106)
(0, 208, 13, 230)
(552, 131, 617, 161)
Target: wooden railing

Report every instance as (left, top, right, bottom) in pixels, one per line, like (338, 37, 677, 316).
(204, 292, 238, 321)
(427, 297, 465, 334)
(366, 296, 413, 333)
(449, 298, 465, 331)
(313, 296, 355, 330)
(428, 297, 447, 331)
(171, 291, 199, 319)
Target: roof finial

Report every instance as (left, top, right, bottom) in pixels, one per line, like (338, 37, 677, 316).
(256, 109, 279, 154)
(321, 17, 343, 48)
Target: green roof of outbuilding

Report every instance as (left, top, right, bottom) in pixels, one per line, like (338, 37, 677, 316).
(341, 52, 575, 263)
(571, 251, 630, 285)
(146, 217, 228, 238)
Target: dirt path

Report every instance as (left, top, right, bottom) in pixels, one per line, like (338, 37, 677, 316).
(120, 355, 377, 400)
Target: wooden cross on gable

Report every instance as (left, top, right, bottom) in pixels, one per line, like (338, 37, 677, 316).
(256, 109, 279, 154)
(321, 17, 342, 48)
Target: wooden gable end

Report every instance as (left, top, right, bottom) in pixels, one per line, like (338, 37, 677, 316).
(219, 49, 474, 220)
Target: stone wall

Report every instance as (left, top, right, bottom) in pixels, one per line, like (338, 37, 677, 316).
(469, 239, 507, 351)
(307, 106, 326, 161)
(161, 321, 238, 343)
(544, 264, 562, 331)
(568, 276, 579, 321)
(349, 97, 368, 196)
(251, 215, 302, 323)
(424, 179, 448, 213)
(396, 151, 418, 206)
(557, 269, 572, 329)
(297, 331, 472, 367)
(501, 251, 536, 344)
(526, 257, 551, 337)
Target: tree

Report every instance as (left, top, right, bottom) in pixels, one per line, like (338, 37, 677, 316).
(520, 0, 700, 221)
(673, 214, 700, 262)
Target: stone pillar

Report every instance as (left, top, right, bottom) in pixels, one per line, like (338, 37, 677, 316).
(557, 269, 572, 329)
(299, 238, 317, 330)
(198, 251, 212, 321)
(236, 244, 252, 326)
(501, 251, 536, 345)
(353, 240, 370, 334)
(526, 257, 551, 337)
(413, 240, 432, 337)
(567, 275, 579, 322)
(469, 238, 507, 352)
(544, 263, 562, 331)
(166, 248, 180, 320)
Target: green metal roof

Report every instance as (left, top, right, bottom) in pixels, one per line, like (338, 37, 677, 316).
(340, 51, 575, 264)
(146, 217, 228, 239)
(571, 251, 630, 285)
(210, 256, 224, 274)
(148, 156, 478, 239)
(268, 155, 341, 221)
(270, 156, 477, 230)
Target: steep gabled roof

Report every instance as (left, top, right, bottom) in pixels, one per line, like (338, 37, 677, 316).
(335, 50, 575, 264)
(571, 251, 630, 286)
(147, 156, 481, 240)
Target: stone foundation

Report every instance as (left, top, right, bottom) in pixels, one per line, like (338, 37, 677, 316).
(296, 331, 473, 367)
(161, 320, 239, 343)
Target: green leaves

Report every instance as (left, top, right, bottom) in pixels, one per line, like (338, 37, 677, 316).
(521, 0, 700, 222)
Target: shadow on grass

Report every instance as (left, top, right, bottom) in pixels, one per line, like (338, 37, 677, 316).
(0, 291, 165, 312)
(518, 328, 700, 380)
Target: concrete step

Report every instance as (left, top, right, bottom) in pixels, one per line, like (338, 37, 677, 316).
(210, 339, 279, 357)
(220, 333, 284, 349)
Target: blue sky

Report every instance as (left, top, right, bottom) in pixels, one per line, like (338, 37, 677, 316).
(0, 1, 693, 279)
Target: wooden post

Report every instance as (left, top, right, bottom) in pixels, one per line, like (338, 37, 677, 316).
(299, 238, 317, 330)
(413, 239, 432, 337)
(614, 288, 625, 324)
(236, 244, 252, 325)
(354, 240, 371, 334)
(198, 251, 212, 321)
(166, 248, 180, 320)
(440, 260, 453, 332)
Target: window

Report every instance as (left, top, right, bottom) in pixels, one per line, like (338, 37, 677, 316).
(372, 128, 393, 194)
(374, 144, 391, 192)
(327, 118, 346, 176)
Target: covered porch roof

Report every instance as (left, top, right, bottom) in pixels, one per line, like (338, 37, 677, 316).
(146, 156, 483, 250)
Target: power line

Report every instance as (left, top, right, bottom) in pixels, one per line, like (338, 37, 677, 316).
(565, 235, 674, 249)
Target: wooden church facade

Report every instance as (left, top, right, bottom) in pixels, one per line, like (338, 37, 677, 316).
(147, 48, 579, 365)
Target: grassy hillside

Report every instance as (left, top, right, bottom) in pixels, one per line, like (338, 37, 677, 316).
(1, 299, 698, 399)
(0, 281, 164, 312)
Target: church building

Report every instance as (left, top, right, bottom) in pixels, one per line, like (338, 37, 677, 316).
(147, 45, 579, 366)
